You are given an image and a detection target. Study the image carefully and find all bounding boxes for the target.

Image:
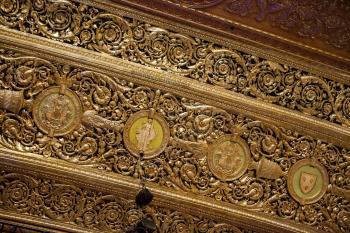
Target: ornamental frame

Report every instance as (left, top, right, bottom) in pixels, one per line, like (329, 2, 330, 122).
(0, 0, 349, 233)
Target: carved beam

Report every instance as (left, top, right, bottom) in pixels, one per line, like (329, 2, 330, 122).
(0, 148, 320, 233)
(0, 212, 90, 233)
(0, 27, 349, 150)
(112, 0, 350, 80)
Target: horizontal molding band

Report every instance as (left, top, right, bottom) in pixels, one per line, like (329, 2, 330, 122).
(93, 0, 350, 84)
(0, 26, 349, 150)
(0, 211, 92, 233)
(0, 148, 321, 233)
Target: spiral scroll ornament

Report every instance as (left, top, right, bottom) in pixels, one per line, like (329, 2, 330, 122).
(0, 172, 251, 232)
(335, 89, 350, 126)
(0, 49, 349, 232)
(0, 0, 349, 129)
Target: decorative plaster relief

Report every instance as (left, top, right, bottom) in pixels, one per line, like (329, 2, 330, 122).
(0, 49, 349, 232)
(1, 0, 350, 129)
(170, 0, 350, 51)
(0, 171, 250, 232)
(226, 0, 350, 50)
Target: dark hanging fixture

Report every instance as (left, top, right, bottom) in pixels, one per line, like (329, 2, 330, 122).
(127, 152, 156, 233)
(135, 185, 153, 208)
(134, 217, 157, 233)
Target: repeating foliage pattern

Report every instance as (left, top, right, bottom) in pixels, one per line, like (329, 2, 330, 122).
(171, 0, 350, 50)
(0, 172, 251, 233)
(0, 49, 349, 232)
(1, 0, 350, 128)
(226, 0, 350, 50)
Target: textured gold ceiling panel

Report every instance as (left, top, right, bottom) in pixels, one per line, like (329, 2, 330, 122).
(1, 0, 350, 135)
(0, 0, 349, 232)
(0, 148, 320, 233)
(160, 0, 350, 60)
(0, 170, 252, 233)
(0, 45, 348, 232)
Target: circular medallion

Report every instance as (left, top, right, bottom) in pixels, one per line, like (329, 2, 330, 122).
(32, 86, 82, 136)
(208, 135, 250, 181)
(123, 110, 170, 159)
(287, 159, 329, 205)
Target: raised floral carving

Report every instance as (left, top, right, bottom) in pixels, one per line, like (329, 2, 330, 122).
(0, 49, 349, 232)
(0, 0, 350, 129)
(0, 171, 252, 233)
(225, 0, 350, 50)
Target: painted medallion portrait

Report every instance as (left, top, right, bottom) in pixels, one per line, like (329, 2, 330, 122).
(123, 110, 170, 159)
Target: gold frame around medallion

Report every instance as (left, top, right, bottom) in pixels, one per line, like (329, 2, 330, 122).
(123, 110, 170, 159)
(32, 86, 83, 137)
(1, 28, 350, 150)
(0, 148, 320, 233)
(208, 135, 251, 181)
(287, 159, 329, 205)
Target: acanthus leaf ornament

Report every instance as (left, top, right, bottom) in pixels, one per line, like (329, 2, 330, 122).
(335, 89, 350, 127)
(0, 48, 349, 232)
(170, 137, 208, 160)
(331, 185, 350, 201)
(0, 0, 349, 131)
(81, 110, 124, 132)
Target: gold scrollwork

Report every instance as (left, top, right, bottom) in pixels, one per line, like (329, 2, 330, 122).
(0, 0, 349, 130)
(0, 49, 349, 232)
(0, 171, 250, 233)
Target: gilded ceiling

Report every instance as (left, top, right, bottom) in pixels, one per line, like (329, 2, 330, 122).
(165, 0, 350, 60)
(0, 0, 349, 233)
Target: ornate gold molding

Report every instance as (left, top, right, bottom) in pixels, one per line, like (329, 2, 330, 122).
(166, 0, 350, 52)
(0, 148, 319, 233)
(0, 1, 349, 231)
(0, 212, 90, 233)
(0, 170, 254, 233)
(0, 28, 349, 151)
(0, 44, 349, 232)
(94, 0, 350, 76)
(1, 0, 350, 132)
